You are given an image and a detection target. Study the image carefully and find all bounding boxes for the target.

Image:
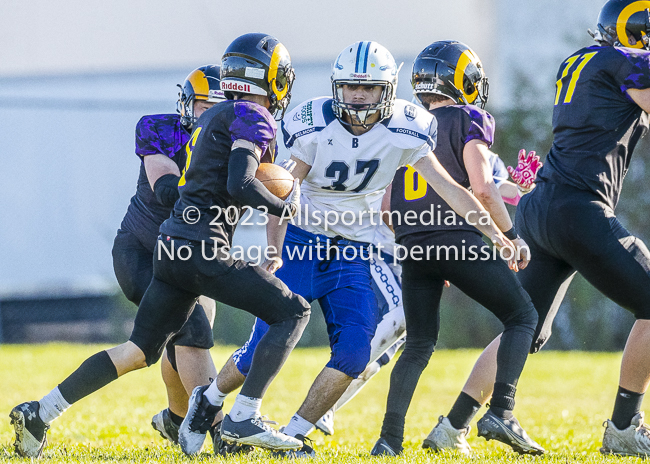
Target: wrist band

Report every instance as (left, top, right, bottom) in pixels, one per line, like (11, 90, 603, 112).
(503, 227, 519, 240)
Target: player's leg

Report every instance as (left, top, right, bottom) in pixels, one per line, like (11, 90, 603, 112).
(278, 257, 378, 457)
(11, 275, 198, 458)
(172, 297, 217, 398)
(437, 235, 541, 455)
(557, 209, 650, 455)
(373, 257, 444, 455)
(162, 241, 310, 453)
(315, 252, 405, 435)
(153, 297, 217, 444)
(425, 247, 574, 455)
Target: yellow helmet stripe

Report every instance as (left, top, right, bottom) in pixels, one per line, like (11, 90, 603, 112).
(617, 1, 650, 48)
(188, 69, 210, 99)
(269, 43, 289, 101)
(454, 50, 479, 103)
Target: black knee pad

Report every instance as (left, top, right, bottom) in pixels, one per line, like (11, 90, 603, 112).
(129, 334, 169, 367)
(168, 303, 215, 350)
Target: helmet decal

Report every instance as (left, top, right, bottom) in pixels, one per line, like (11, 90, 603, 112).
(177, 65, 224, 130)
(269, 43, 290, 102)
(355, 41, 372, 73)
(617, 0, 650, 47)
(188, 70, 210, 98)
(454, 50, 480, 103)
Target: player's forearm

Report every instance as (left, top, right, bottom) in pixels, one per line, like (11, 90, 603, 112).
(227, 148, 286, 216)
(413, 154, 502, 238)
(266, 214, 288, 259)
(498, 181, 518, 201)
(473, 183, 513, 233)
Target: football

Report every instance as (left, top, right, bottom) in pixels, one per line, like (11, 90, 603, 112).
(255, 163, 295, 200)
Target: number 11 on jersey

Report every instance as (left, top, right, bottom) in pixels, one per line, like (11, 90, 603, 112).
(554, 52, 598, 105)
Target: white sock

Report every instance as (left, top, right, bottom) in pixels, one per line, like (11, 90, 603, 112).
(38, 387, 71, 424)
(203, 381, 228, 407)
(282, 414, 315, 437)
(229, 394, 262, 422)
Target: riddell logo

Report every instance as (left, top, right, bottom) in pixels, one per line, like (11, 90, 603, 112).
(221, 81, 251, 92)
(349, 73, 371, 79)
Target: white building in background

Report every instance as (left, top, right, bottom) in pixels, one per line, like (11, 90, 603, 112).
(0, 0, 603, 299)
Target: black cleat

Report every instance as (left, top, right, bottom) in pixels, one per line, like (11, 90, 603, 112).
(10, 401, 50, 458)
(212, 421, 254, 456)
(271, 434, 316, 458)
(477, 409, 545, 455)
(370, 437, 402, 456)
(151, 408, 179, 445)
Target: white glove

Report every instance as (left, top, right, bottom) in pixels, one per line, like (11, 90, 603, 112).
(277, 159, 297, 174)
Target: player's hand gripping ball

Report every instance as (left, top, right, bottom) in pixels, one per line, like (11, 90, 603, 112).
(507, 149, 543, 192)
(255, 163, 295, 200)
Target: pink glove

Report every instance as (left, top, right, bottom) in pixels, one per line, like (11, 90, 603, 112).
(507, 149, 543, 191)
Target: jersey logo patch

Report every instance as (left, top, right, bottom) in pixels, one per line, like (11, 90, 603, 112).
(292, 101, 314, 126)
(404, 105, 417, 121)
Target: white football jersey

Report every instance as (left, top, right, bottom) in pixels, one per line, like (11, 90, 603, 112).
(490, 153, 509, 187)
(283, 97, 436, 243)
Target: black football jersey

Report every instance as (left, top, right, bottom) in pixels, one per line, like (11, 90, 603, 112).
(120, 114, 189, 252)
(391, 105, 495, 243)
(160, 100, 276, 247)
(538, 45, 650, 209)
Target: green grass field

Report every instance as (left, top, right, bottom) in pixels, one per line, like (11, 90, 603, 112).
(0, 344, 645, 462)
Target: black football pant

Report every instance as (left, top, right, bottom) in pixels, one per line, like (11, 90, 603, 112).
(381, 231, 537, 444)
(129, 235, 311, 398)
(112, 229, 214, 369)
(516, 182, 650, 353)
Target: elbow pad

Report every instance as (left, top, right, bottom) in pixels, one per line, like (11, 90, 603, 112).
(153, 174, 181, 207)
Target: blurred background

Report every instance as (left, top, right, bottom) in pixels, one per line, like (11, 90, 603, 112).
(0, 0, 641, 350)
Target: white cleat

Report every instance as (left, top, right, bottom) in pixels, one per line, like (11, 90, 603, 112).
(178, 385, 221, 455)
(422, 416, 471, 456)
(221, 414, 302, 450)
(315, 408, 335, 436)
(601, 412, 650, 457)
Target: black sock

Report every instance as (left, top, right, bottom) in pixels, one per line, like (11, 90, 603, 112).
(380, 412, 404, 452)
(58, 351, 119, 404)
(612, 386, 644, 430)
(490, 382, 516, 419)
(448, 392, 481, 429)
(169, 409, 184, 427)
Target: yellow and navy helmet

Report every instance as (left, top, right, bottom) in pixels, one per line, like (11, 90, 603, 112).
(594, 0, 650, 49)
(220, 33, 295, 119)
(411, 41, 489, 109)
(177, 65, 225, 130)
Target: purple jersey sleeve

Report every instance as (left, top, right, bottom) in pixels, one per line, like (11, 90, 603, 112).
(135, 114, 189, 160)
(621, 49, 650, 92)
(229, 101, 277, 155)
(461, 105, 495, 148)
